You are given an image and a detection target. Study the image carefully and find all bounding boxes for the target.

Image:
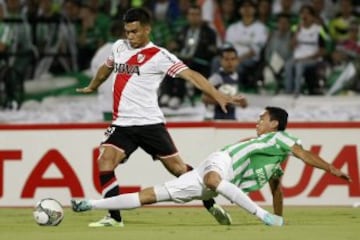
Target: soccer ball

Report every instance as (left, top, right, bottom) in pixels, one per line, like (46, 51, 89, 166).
(33, 198, 64, 226)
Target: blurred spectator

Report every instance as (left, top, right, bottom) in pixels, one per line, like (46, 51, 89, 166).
(197, 0, 225, 44)
(159, 4, 217, 109)
(310, 0, 337, 57)
(131, 0, 144, 7)
(1, 0, 359, 111)
(176, 4, 217, 76)
(61, 0, 82, 72)
(23, 0, 39, 21)
(328, 20, 360, 95)
(33, 0, 67, 78)
(264, 12, 292, 92)
(168, 0, 192, 38)
(143, 1, 174, 48)
(257, 0, 274, 29)
(272, 0, 300, 27)
(0, 0, 35, 109)
(23, 0, 39, 47)
(202, 45, 247, 120)
(272, 0, 302, 16)
(329, 0, 358, 43)
(5, 0, 36, 78)
(111, 0, 132, 20)
(218, 0, 238, 29)
(36, 0, 61, 54)
(143, 0, 180, 23)
(0, 3, 11, 108)
(0, 3, 10, 55)
(224, 0, 268, 90)
(311, 0, 332, 28)
(90, 20, 124, 121)
(354, 0, 360, 16)
(77, 4, 111, 70)
(283, 5, 328, 97)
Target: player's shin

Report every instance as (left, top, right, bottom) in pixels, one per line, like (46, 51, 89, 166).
(100, 171, 122, 221)
(216, 180, 267, 220)
(186, 164, 215, 210)
(91, 193, 141, 210)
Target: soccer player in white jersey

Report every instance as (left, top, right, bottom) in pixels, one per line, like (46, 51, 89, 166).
(71, 106, 351, 226)
(76, 7, 247, 227)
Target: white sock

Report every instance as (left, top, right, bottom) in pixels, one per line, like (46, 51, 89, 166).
(90, 193, 141, 210)
(216, 180, 268, 220)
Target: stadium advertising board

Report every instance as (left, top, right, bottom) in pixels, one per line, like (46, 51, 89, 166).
(0, 122, 359, 207)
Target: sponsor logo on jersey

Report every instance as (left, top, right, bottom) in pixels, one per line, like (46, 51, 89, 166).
(113, 63, 140, 75)
(255, 168, 267, 186)
(137, 53, 145, 63)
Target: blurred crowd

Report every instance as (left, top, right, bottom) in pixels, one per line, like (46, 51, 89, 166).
(0, 0, 360, 111)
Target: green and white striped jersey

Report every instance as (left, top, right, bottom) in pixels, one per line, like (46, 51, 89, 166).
(221, 131, 301, 193)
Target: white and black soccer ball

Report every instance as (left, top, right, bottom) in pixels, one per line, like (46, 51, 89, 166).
(33, 198, 64, 226)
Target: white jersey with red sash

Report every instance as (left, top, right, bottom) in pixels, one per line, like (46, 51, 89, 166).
(105, 40, 188, 126)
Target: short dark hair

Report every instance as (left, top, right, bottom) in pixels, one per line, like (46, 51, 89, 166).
(265, 106, 288, 131)
(188, 4, 202, 12)
(123, 8, 152, 25)
(64, 0, 82, 7)
(241, 0, 256, 8)
(218, 43, 237, 57)
(277, 12, 291, 21)
(110, 20, 124, 38)
(300, 4, 316, 17)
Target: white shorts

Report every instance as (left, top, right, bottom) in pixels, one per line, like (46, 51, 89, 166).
(164, 151, 233, 203)
(196, 151, 234, 181)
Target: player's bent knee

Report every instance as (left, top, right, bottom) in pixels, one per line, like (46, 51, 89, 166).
(203, 172, 222, 191)
(161, 157, 187, 177)
(98, 147, 126, 170)
(139, 187, 158, 205)
(171, 165, 187, 177)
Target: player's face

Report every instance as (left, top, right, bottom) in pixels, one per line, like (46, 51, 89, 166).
(256, 110, 275, 136)
(220, 51, 238, 73)
(239, 4, 255, 18)
(187, 8, 202, 26)
(124, 21, 151, 48)
(300, 8, 314, 25)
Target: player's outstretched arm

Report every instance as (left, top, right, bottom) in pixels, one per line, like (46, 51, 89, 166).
(291, 144, 352, 182)
(178, 69, 229, 113)
(178, 69, 247, 113)
(202, 92, 248, 108)
(76, 64, 113, 93)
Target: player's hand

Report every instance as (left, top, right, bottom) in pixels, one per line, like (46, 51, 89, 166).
(329, 165, 352, 182)
(216, 94, 248, 113)
(76, 86, 96, 94)
(214, 93, 231, 113)
(231, 95, 248, 108)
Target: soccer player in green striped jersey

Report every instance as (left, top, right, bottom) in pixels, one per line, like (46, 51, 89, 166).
(72, 106, 351, 226)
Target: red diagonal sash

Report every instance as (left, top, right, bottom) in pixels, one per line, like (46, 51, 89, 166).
(113, 47, 161, 120)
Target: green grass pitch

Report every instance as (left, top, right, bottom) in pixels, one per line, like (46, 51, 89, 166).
(0, 206, 358, 240)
